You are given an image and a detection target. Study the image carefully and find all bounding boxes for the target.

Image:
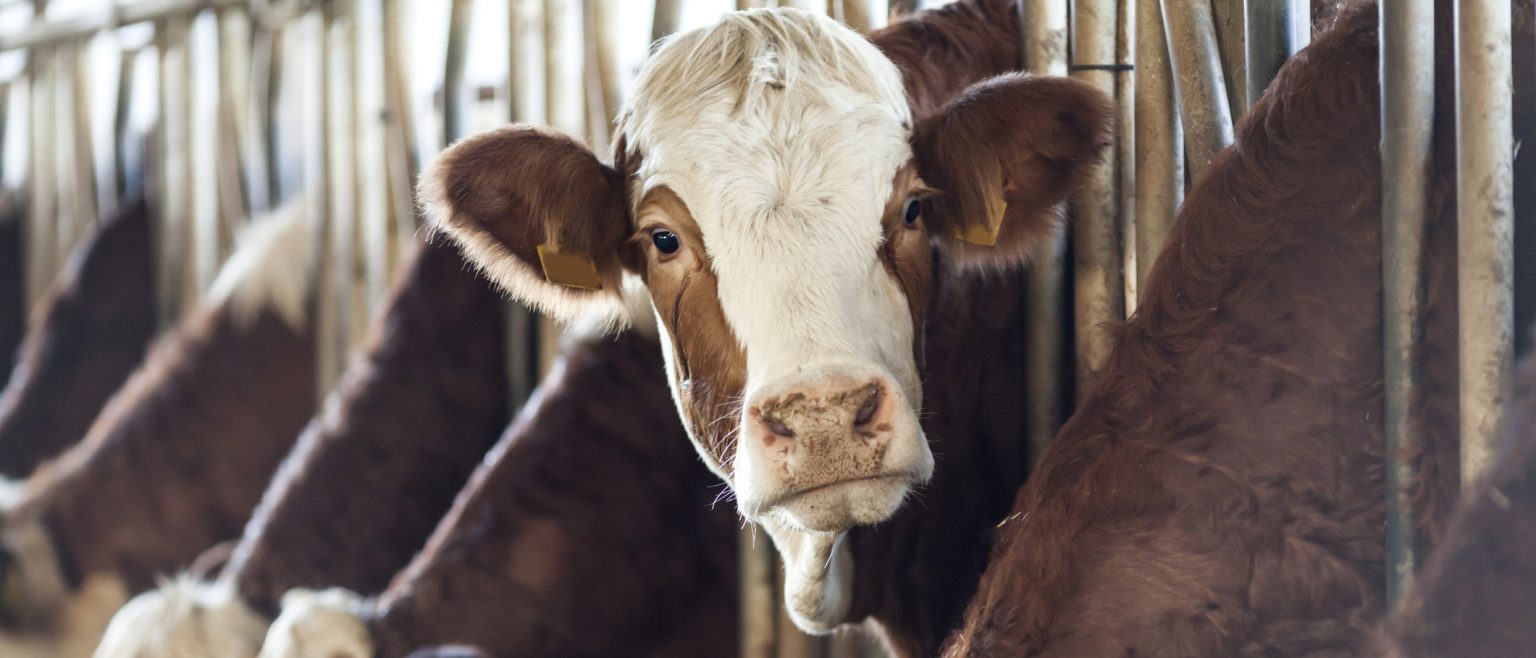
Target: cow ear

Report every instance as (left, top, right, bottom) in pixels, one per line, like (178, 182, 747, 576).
(912, 73, 1112, 272)
(421, 126, 634, 328)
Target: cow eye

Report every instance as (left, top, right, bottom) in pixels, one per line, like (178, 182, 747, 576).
(651, 229, 681, 255)
(902, 197, 921, 226)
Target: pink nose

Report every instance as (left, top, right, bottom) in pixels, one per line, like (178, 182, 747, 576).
(746, 380, 889, 452)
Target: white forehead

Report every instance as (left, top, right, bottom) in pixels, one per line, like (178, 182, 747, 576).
(620, 8, 914, 236)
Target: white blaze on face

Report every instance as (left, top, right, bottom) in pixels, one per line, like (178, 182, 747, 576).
(622, 8, 933, 550)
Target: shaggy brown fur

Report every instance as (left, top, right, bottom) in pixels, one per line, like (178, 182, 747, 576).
(942, 2, 1533, 655)
(0, 195, 24, 378)
(224, 238, 510, 614)
(3, 277, 316, 601)
(0, 197, 156, 478)
(358, 331, 739, 658)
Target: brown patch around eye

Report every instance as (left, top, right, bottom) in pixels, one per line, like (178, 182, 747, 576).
(637, 186, 749, 474)
(878, 163, 935, 371)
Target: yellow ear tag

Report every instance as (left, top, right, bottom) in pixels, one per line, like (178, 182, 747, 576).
(952, 202, 1006, 246)
(536, 244, 603, 290)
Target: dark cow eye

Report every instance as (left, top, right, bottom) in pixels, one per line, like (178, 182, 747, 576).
(651, 229, 681, 255)
(902, 197, 921, 226)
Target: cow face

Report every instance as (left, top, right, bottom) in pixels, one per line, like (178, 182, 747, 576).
(424, 8, 1108, 631)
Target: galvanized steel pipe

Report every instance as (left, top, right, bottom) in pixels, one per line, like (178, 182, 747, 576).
(1455, 0, 1515, 485)
(1379, 0, 1434, 605)
(1134, 0, 1182, 292)
(1161, 0, 1234, 183)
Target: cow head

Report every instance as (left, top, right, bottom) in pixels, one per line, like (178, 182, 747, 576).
(424, 9, 1109, 632)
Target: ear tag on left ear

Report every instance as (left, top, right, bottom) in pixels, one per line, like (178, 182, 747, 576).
(536, 244, 603, 290)
(953, 202, 1006, 246)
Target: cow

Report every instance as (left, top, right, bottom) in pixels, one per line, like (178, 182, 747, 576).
(1379, 327, 1536, 658)
(0, 193, 25, 377)
(421, 1, 1110, 654)
(938, 2, 1535, 655)
(251, 328, 741, 658)
(92, 238, 513, 658)
(0, 200, 317, 658)
(0, 196, 157, 478)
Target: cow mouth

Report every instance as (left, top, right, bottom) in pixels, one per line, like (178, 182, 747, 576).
(760, 473, 920, 533)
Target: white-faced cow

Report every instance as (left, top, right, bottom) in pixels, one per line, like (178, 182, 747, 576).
(0, 200, 317, 658)
(940, 2, 1535, 655)
(424, 1, 1109, 649)
(0, 196, 157, 479)
(92, 238, 513, 658)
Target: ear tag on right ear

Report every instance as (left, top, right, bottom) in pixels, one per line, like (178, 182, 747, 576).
(953, 202, 1006, 246)
(536, 244, 603, 290)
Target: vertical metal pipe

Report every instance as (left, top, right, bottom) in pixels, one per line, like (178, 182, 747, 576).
(65, 41, 96, 229)
(113, 46, 139, 201)
(1244, 0, 1299, 106)
(1455, 0, 1514, 485)
(1380, 0, 1433, 608)
(444, 0, 472, 145)
(740, 529, 777, 658)
(1116, 0, 1136, 312)
(652, 0, 680, 43)
(500, 0, 541, 410)
(214, 8, 250, 227)
(1161, 0, 1233, 184)
(26, 49, 56, 311)
(1134, 0, 1182, 292)
(582, 0, 619, 153)
(1209, 0, 1246, 119)
(1069, 0, 1126, 398)
(1021, 0, 1069, 466)
(309, 7, 341, 396)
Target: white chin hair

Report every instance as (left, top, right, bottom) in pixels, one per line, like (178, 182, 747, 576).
(256, 588, 372, 658)
(773, 477, 912, 533)
(93, 576, 268, 658)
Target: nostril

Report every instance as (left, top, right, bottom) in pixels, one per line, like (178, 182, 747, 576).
(853, 384, 881, 426)
(766, 419, 795, 439)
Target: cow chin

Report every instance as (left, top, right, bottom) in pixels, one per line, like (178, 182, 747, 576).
(770, 475, 915, 533)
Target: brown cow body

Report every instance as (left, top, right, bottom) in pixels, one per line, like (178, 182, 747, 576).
(0, 201, 317, 658)
(93, 238, 513, 658)
(257, 330, 740, 658)
(0, 196, 156, 478)
(943, 3, 1534, 655)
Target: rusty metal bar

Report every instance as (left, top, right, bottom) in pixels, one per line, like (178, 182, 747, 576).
(1244, 0, 1301, 107)
(1455, 0, 1514, 485)
(1161, 0, 1233, 184)
(1380, 0, 1433, 607)
(1134, 0, 1181, 292)
(1069, 0, 1126, 397)
(1021, 0, 1069, 465)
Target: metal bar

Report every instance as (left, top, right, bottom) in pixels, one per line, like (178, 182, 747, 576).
(740, 527, 777, 658)
(1455, 0, 1514, 485)
(1069, 0, 1126, 398)
(1134, 0, 1181, 292)
(156, 18, 192, 324)
(1380, 0, 1433, 607)
(1244, 0, 1299, 107)
(214, 8, 250, 225)
(1210, 0, 1246, 119)
(444, 0, 472, 144)
(66, 42, 97, 230)
(1161, 0, 1233, 184)
(112, 46, 138, 201)
(1116, 0, 1135, 312)
(0, 0, 249, 53)
(25, 50, 57, 311)
(188, 13, 220, 300)
(582, 0, 618, 153)
(499, 0, 540, 410)
(308, 7, 342, 396)
(652, 0, 679, 43)
(1021, 0, 1069, 466)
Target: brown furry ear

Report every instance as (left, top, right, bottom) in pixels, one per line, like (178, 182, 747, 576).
(912, 73, 1112, 271)
(421, 125, 633, 327)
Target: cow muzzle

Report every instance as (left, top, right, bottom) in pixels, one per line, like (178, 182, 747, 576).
(736, 365, 932, 533)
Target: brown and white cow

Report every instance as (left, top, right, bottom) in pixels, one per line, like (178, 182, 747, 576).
(423, 0, 1109, 641)
(0, 200, 317, 658)
(939, 2, 1534, 654)
(92, 238, 514, 658)
(251, 328, 740, 658)
(0, 196, 157, 479)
